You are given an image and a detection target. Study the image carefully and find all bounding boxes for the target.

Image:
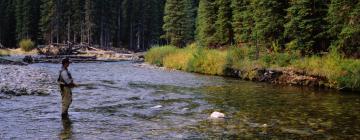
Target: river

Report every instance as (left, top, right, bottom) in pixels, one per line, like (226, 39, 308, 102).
(1, 61, 359, 139)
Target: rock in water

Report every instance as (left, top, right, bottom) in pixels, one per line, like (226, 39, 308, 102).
(209, 111, 225, 119)
(23, 55, 34, 63)
(150, 105, 163, 109)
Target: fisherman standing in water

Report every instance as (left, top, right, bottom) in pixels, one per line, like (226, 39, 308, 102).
(58, 58, 77, 118)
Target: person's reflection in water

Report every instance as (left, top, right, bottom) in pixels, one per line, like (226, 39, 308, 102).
(59, 116, 73, 140)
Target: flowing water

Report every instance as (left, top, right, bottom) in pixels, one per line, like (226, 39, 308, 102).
(1, 62, 360, 139)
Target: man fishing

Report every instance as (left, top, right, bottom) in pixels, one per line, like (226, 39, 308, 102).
(58, 58, 77, 118)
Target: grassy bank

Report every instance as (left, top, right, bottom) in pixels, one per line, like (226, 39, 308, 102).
(145, 44, 360, 91)
(0, 49, 10, 56)
(0, 48, 38, 56)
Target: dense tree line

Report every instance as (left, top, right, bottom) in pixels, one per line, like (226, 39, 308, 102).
(0, 0, 359, 55)
(164, 0, 359, 56)
(0, 0, 165, 50)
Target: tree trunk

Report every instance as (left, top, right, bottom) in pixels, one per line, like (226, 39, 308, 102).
(67, 17, 70, 43)
(130, 22, 133, 50)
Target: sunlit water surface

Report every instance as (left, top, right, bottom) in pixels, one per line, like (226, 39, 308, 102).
(1, 62, 359, 139)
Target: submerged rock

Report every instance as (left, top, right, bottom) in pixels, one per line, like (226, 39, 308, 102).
(150, 105, 163, 109)
(23, 55, 34, 63)
(280, 127, 312, 136)
(209, 111, 225, 119)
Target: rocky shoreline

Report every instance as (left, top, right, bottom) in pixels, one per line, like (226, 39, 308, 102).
(0, 65, 56, 98)
(225, 67, 329, 89)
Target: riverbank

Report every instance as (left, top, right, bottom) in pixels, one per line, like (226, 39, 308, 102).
(145, 44, 360, 91)
(0, 47, 145, 64)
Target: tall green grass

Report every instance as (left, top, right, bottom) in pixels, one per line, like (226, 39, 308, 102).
(291, 51, 360, 90)
(145, 44, 360, 90)
(187, 47, 227, 75)
(145, 45, 177, 66)
(163, 44, 196, 71)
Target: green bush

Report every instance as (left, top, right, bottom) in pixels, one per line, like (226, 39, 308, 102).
(19, 39, 35, 52)
(145, 45, 178, 66)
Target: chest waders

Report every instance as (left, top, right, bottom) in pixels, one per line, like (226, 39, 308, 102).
(58, 69, 73, 117)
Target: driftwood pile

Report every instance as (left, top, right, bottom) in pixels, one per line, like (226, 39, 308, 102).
(37, 43, 88, 55)
(79, 46, 142, 61)
(0, 43, 145, 65)
(32, 43, 145, 63)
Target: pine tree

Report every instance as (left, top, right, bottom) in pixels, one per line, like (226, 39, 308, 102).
(0, 0, 17, 47)
(327, 0, 360, 55)
(84, 0, 95, 45)
(142, 0, 165, 48)
(215, 0, 233, 46)
(231, 0, 253, 44)
(163, 0, 195, 47)
(251, 0, 287, 49)
(29, 0, 40, 42)
(196, 0, 217, 47)
(183, 0, 196, 43)
(15, 0, 40, 42)
(15, 0, 25, 40)
(284, 0, 328, 55)
(63, 0, 84, 43)
(40, 0, 57, 44)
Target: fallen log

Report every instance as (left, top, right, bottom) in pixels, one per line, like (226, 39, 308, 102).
(32, 55, 98, 63)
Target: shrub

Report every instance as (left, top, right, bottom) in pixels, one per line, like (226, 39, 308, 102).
(145, 45, 178, 66)
(19, 39, 35, 52)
